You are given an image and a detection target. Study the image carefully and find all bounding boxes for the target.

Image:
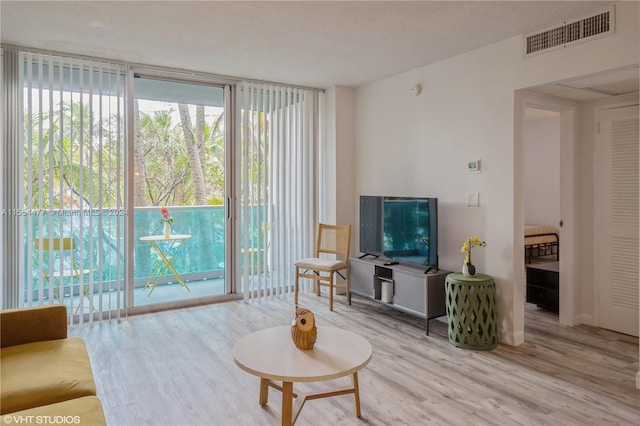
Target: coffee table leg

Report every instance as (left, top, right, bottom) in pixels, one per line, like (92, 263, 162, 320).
(282, 381, 293, 426)
(352, 372, 361, 417)
(259, 378, 269, 405)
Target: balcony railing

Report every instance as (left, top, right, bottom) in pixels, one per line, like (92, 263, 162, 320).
(133, 206, 226, 286)
(24, 205, 274, 304)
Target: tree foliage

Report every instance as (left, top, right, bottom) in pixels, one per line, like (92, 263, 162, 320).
(25, 99, 226, 209)
(24, 102, 124, 209)
(136, 103, 225, 206)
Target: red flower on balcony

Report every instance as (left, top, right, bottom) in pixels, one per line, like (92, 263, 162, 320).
(159, 206, 175, 224)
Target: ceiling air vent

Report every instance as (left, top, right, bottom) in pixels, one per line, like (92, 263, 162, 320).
(524, 6, 614, 57)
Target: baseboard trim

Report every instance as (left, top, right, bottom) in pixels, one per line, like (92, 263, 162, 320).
(499, 329, 524, 346)
(575, 314, 595, 326)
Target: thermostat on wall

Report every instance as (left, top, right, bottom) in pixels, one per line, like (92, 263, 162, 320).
(467, 159, 481, 173)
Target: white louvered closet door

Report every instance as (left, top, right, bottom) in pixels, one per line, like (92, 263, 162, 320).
(596, 105, 639, 337)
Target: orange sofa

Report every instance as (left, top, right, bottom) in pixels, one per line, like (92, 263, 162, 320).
(0, 305, 106, 425)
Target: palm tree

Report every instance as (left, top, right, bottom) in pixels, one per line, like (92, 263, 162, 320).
(204, 113, 225, 204)
(133, 100, 148, 207)
(178, 104, 208, 205)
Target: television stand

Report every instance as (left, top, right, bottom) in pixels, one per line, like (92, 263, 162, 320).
(349, 257, 449, 336)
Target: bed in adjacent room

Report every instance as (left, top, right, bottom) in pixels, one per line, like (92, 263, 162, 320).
(525, 225, 559, 263)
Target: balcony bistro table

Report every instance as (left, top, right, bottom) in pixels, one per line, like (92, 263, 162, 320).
(233, 326, 372, 426)
(139, 234, 192, 296)
(445, 273, 497, 350)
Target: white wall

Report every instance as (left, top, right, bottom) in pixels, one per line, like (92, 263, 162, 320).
(322, 86, 356, 255)
(341, 1, 639, 345)
(321, 88, 337, 225)
(524, 111, 560, 227)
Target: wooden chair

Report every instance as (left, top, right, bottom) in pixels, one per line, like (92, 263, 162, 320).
(294, 223, 351, 311)
(34, 237, 95, 313)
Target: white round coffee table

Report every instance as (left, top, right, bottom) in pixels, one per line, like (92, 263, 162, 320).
(233, 325, 372, 426)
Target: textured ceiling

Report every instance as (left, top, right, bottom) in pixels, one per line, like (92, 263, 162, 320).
(0, 1, 616, 89)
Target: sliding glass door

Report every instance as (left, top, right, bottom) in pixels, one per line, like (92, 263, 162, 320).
(131, 76, 229, 307)
(17, 63, 231, 315)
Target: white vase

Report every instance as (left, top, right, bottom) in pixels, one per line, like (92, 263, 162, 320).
(163, 221, 171, 238)
(462, 263, 476, 277)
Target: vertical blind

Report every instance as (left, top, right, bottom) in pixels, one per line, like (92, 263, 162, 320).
(238, 82, 321, 300)
(17, 51, 126, 323)
(2, 49, 23, 309)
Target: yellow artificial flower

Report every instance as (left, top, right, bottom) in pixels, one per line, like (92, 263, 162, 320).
(460, 236, 486, 265)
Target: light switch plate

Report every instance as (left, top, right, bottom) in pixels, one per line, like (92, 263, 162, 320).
(467, 192, 479, 207)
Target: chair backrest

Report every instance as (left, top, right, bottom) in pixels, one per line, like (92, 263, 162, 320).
(34, 237, 80, 275)
(34, 237, 77, 251)
(316, 223, 351, 260)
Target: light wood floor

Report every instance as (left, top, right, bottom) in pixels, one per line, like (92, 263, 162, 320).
(69, 293, 640, 426)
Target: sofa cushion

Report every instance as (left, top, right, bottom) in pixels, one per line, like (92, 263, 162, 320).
(3, 395, 106, 425)
(0, 338, 97, 414)
(1, 305, 67, 348)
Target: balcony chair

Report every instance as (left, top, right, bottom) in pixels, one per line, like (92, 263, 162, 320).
(241, 221, 272, 280)
(294, 223, 351, 311)
(34, 237, 95, 314)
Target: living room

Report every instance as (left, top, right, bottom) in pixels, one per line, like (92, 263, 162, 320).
(1, 1, 639, 425)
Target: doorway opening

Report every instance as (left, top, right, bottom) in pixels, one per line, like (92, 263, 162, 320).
(515, 91, 579, 343)
(523, 108, 561, 321)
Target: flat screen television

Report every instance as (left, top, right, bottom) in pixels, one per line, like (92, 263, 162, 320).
(359, 196, 438, 270)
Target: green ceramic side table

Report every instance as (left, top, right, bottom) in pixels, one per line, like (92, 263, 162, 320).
(445, 273, 497, 350)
